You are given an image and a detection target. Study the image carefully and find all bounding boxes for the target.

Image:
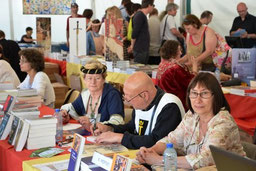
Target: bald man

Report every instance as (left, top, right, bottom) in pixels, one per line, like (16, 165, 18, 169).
(93, 72, 185, 149)
(230, 2, 256, 48)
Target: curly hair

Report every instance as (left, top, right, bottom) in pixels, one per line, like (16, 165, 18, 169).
(19, 48, 44, 72)
(82, 60, 107, 79)
(160, 40, 180, 60)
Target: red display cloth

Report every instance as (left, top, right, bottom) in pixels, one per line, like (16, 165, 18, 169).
(44, 57, 67, 76)
(0, 106, 63, 171)
(225, 94, 256, 135)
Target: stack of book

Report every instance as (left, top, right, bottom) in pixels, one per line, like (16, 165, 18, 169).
(25, 117, 57, 150)
(12, 89, 42, 112)
(230, 86, 256, 96)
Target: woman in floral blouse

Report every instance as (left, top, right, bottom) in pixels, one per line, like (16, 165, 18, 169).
(136, 72, 245, 169)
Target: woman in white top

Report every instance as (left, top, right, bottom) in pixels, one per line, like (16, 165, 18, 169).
(0, 45, 20, 87)
(18, 48, 55, 107)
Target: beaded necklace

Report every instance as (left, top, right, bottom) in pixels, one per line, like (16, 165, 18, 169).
(89, 95, 100, 119)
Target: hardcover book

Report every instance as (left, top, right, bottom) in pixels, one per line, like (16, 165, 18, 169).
(14, 119, 30, 151)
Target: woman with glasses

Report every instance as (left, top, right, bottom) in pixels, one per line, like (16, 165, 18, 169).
(136, 72, 245, 169)
(60, 60, 124, 131)
(156, 40, 197, 111)
(18, 48, 55, 107)
(0, 45, 20, 87)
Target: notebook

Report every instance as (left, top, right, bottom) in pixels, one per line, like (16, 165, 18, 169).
(209, 145, 256, 171)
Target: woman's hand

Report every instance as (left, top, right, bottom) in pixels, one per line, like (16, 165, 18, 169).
(78, 116, 91, 131)
(136, 147, 163, 165)
(60, 110, 70, 124)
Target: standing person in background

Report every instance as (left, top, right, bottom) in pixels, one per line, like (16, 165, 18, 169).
(179, 14, 217, 72)
(160, 3, 184, 47)
(0, 45, 20, 88)
(128, 0, 154, 64)
(200, 10, 213, 25)
(18, 48, 55, 108)
(82, 9, 93, 31)
(19, 27, 36, 44)
(66, 2, 83, 47)
(230, 2, 256, 48)
(0, 30, 26, 82)
(86, 19, 104, 56)
(119, 0, 131, 22)
(148, 8, 161, 65)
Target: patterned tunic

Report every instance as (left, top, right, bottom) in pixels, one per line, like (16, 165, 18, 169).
(159, 110, 245, 169)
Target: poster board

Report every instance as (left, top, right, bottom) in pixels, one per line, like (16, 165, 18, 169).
(232, 48, 256, 84)
(105, 18, 126, 61)
(69, 18, 86, 57)
(23, 0, 74, 15)
(36, 17, 51, 54)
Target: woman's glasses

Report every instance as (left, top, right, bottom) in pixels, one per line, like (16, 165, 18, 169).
(189, 91, 213, 99)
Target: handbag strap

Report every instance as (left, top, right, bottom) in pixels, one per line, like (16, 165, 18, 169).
(161, 15, 169, 40)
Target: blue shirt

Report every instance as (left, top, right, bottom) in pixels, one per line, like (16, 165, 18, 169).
(72, 83, 124, 122)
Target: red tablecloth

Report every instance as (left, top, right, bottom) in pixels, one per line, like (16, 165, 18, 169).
(225, 94, 256, 135)
(0, 106, 58, 171)
(44, 57, 67, 76)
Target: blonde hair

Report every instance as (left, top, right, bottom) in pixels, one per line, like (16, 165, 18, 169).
(81, 60, 107, 79)
(106, 6, 122, 19)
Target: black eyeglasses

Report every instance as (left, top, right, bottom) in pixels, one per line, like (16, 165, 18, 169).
(189, 91, 213, 99)
(123, 91, 147, 103)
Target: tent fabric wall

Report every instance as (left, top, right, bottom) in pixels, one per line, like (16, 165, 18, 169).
(191, 0, 256, 37)
(0, 0, 169, 43)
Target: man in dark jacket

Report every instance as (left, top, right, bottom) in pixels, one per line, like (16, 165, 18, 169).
(93, 72, 185, 149)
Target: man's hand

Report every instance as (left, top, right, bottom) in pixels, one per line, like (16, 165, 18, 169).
(95, 131, 123, 144)
(91, 123, 113, 136)
(60, 110, 70, 124)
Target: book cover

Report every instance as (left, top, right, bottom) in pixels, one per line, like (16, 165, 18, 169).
(0, 113, 14, 140)
(232, 48, 256, 84)
(68, 133, 86, 171)
(8, 116, 20, 145)
(14, 119, 30, 151)
(1, 95, 17, 115)
(111, 154, 132, 171)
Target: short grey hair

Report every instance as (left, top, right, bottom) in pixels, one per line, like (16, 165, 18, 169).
(166, 3, 179, 12)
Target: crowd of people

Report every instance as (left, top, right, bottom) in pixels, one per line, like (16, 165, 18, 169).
(0, 0, 255, 170)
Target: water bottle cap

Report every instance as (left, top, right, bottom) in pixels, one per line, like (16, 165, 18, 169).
(166, 143, 173, 148)
(55, 109, 60, 112)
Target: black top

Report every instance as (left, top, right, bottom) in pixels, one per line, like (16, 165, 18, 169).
(230, 13, 256, 48)
(0, 39, 26, 81)
(19, 35, 34, 44)
(132, 11, 150, 53)
(109, 87, 182, 149)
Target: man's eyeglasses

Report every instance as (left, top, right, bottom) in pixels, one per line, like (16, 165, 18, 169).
(123, 91, 147, 103)
(189, 91, 213, 99)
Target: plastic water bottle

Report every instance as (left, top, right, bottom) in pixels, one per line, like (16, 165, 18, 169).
(54, 109, 63, 143)
(215, 67, 220, 83)
(163, 143, 177, 171)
